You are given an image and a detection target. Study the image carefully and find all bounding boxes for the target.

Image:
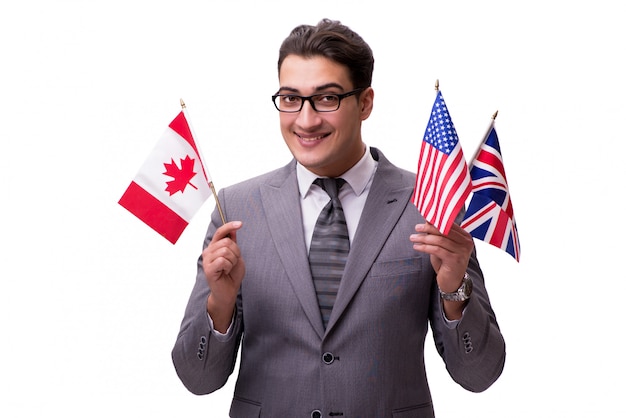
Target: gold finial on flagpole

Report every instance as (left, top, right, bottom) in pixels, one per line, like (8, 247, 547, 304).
(180, 98, 186, 109)
(435, 79, 439, 91)
(492, 110, 499, 120)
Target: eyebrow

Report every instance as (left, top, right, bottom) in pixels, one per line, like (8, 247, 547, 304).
(277, 82, 346, 94)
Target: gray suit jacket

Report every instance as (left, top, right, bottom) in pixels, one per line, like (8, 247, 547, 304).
(172, 148, 505, 417)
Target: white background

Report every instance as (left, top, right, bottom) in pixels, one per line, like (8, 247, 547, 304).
(2, 1, 624, 417)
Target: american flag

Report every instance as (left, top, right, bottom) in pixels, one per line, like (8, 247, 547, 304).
(461, 123, 520, 261)
(411, 90, 472, 235)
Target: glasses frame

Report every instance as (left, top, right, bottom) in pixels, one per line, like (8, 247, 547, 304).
(272, 88, 364, 113)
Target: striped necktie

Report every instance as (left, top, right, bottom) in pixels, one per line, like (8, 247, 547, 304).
(309, 177, 350, 329)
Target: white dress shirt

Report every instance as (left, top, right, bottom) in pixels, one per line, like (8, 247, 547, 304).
(297, 146, 378, 252)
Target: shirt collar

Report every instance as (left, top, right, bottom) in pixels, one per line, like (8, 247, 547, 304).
(296, 146, 378, 198)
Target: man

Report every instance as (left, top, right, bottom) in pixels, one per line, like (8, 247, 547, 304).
(172, 19, 505, 417)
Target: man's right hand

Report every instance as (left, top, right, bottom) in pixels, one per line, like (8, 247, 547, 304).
(203, 221, 245, 333)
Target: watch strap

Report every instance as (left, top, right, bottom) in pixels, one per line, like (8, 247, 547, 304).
(439, 272, 472, 302)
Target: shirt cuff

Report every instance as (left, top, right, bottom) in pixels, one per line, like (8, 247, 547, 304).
(207, 311, 235, 342)
(440, 301, 468, 329)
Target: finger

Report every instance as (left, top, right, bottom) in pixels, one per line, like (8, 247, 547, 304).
(414, 223, 472, 250)
(411, 229, 463, 258)
(412, 238, 455, 258)
(204, 242, 236, 263)
(411, 224, 450, 249)
(209, 255, 236, 276)
(445, 223, 472, 242)
(213, 221, 243, 242)
(203, 237, 240, 274)
(414, 222, 442, 236)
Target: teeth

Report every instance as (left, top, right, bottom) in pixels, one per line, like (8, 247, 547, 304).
(299, 135, 325, 141)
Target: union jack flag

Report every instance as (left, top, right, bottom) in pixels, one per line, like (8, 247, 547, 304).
(411, 90, 472, 235)
(461, 123, 520, 261)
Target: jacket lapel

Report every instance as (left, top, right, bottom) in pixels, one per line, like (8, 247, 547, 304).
(260, 161, 326, 339)
(326, 149, 415, 333)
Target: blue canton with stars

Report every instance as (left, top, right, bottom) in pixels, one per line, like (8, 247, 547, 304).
(423, 91, 459, 155)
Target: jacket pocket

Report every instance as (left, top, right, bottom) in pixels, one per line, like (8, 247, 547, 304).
(229, 396, 261, 418)
(392, 402, 435, 418)
(370, 257, 423, 278)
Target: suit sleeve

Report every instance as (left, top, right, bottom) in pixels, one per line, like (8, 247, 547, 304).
(171, 195, 244, 395)
(429, 245, 506, 392)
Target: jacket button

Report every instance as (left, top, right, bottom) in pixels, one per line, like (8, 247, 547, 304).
(462, 332, 473, 353)
(197, 335, 208, 359)
(311, 410, 322, 418)
(322, 352, 334, 364)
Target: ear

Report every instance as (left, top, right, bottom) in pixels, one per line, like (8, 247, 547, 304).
(359, 87, 374, 121)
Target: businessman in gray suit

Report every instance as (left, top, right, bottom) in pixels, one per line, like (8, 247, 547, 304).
(172, 19, 505, 417)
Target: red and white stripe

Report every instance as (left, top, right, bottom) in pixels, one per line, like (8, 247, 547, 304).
(412, 140, 472, 235)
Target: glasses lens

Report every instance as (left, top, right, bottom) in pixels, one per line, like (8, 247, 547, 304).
(275, 95, 302, 112)
(313, 94, 340, 112)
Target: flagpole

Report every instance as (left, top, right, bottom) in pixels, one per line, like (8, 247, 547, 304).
(180, 99, 228, 226)
(468, 110, 498, 171)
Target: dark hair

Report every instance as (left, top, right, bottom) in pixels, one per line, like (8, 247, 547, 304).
(277, 19, 374, 89)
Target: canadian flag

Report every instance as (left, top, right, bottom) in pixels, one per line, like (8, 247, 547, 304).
(119, 110, 211, 244)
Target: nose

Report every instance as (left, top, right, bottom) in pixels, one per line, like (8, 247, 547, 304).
(296, 99, 322, 128)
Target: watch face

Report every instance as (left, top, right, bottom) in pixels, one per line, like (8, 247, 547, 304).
(462, 277, 473, 298)
(439, 275, 472, 301)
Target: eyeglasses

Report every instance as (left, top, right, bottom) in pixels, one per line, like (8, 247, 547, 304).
(272, 88, 364, 113)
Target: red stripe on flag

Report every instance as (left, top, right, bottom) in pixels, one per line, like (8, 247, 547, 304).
(461, 201, 498, 230)
(427, 152, 447, 219)
(118, 181, 188, 244)
(477, 150, 506, 181)
(473, 179, 514, 220)
(420, 149, 441, 218)
(434, 151, 470, 231)
(169, 112, 194, 145)
(474, 180, 505, 190)
(511, 224, 521, 261)
(490, 208, 509, 248)
(169, 111, 210, 183)
(413, 141, 433, 206)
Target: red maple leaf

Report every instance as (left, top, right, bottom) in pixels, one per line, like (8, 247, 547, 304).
(163, 155, 199, 195)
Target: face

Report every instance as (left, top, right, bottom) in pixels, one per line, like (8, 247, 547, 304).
(277, 55, 374, 177)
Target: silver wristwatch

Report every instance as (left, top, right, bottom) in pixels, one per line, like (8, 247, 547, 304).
(439, 272, 473, 302)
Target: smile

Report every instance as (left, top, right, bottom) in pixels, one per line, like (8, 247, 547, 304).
(296, 133, 330, 142)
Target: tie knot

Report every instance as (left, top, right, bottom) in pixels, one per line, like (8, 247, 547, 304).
(315, 177, 346, 200)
